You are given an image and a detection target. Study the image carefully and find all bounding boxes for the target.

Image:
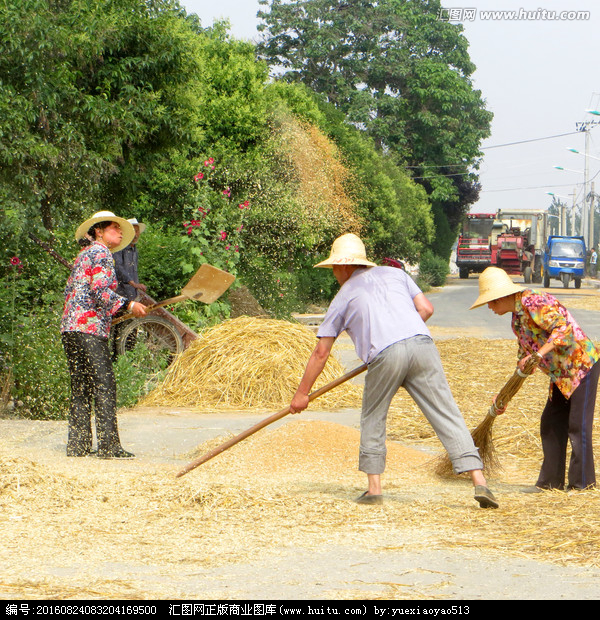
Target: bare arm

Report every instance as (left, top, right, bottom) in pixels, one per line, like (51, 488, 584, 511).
(413, 292, 434, 322)
(290, 337, 336, 413)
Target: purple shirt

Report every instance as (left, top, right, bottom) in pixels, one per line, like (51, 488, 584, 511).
(317, 266, 430, 363)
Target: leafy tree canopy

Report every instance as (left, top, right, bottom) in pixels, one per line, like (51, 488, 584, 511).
(0, 0, 204, 242)
(257, 0, 493, 256)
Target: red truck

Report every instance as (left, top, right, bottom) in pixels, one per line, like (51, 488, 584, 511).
(491, 210, 549, 284)
(456, 213, 496, 279)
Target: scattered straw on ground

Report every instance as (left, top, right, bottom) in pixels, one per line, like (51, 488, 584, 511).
(141, 316, 363, 411)
(553, 290, 600, 313)
(3, 336, 600, 599)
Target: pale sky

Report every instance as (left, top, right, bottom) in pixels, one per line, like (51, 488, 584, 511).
(180, 0, 600, 216)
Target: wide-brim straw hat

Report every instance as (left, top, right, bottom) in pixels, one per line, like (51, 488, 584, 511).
(128, 217, 146, 234)
(470, 267, 524, 309)
(314, 233, 377, 268)
(75, 211, 135, 253)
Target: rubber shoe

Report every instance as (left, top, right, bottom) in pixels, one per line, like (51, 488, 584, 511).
(355, 491, 383, 505)
(474, 485, 499, 509)
(97, 447, 135, 459)
(520, 485, 545, 494)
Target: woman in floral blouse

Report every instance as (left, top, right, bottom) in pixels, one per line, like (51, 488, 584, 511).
(61, 211, 147, 458)
(471, 267, 600, 491)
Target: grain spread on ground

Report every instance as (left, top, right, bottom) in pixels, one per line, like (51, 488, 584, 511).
(2, 336, 600, 599)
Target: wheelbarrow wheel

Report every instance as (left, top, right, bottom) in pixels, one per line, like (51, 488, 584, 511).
(115, 316, 184, 364)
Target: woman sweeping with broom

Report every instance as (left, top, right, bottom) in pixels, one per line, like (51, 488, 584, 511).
(471, 267, 600, 492)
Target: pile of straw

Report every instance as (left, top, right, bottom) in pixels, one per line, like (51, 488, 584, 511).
(142, 316, 363, 411)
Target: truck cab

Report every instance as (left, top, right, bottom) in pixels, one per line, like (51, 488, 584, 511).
(542, 236, 586, 289)
(455, 213, 495, 279)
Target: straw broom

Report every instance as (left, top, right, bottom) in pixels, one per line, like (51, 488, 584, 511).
(435, 354, 541, 477)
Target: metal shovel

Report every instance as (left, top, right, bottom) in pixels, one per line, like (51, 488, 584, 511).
(112, 264, 235, 325)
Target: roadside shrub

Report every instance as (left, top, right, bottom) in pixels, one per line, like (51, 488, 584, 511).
(136, 226, 192, 302)
(113, 341, 171, 409)
(294, 254, 339, 308)
(417, 250, 449, 288)
(9, 304, 70, 420)
(238, 254, 300, 318)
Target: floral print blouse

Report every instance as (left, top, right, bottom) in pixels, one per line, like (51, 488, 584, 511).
(512, 290, 599, 399)
(61, 242, 127, 339)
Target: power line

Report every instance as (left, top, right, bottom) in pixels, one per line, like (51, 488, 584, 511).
(482, 131, 581, 150)
(481, 182, 584, 194)
(405, 131, 584, 172)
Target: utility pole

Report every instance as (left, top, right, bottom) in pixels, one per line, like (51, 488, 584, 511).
(585, 129, 592, 247)
(576, 115, 600, 246)
(591, 181, 597, 250)
(572, 189, 577, 237)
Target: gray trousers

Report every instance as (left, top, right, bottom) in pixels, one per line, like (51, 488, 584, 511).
(359, 335, 483, 475)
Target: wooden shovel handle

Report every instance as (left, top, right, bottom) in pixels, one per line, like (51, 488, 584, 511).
(112, 295, 188, 326)
(175, 362, 368, 478)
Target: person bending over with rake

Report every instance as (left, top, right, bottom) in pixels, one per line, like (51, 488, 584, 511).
(289, 233, 498, 509)
(471, 267, 600, 492)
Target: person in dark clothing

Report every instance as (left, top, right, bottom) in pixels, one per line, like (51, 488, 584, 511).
(113, 218, 147, 301)
(111, 218, 148, 358)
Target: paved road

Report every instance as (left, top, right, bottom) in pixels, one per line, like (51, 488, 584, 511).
(427, 274, 600, 340)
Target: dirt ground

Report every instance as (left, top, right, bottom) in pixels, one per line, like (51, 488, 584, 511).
(3, 278, 600, 601)
(3, 388, 600, 600)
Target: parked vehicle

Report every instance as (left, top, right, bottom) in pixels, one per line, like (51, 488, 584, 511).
(492, 210, 549, 284)
(456, 209, 553, 283)
(456, 213, 495, 279)
(493, 227, 535, 282)
(542, 235, 586, 289)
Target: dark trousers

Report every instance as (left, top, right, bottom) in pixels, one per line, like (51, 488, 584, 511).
(537, 362, 600, 490)
(62, 331, 122, 455)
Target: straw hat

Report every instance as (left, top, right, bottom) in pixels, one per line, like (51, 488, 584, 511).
(75, 211, 135, 253)
(128, 217, 146, 234)
(314, 233, 377, 268)
(470, 267, 524, 309)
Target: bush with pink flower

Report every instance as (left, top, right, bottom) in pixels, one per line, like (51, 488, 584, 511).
(181, 157, 247, 277)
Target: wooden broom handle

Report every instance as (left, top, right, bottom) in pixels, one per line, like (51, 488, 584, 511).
(489, 354, 540, 416)
(175, 362, 368, 478)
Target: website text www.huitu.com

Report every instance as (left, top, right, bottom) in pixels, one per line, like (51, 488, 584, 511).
(438, 8, 591, 22)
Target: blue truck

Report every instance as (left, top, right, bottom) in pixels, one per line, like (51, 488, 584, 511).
(542, 235, 586, 289)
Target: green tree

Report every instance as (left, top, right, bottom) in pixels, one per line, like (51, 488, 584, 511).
(0, 0, 203, 245)
(547, 196, 563, 237)
(310, 95, 434, 261)
(257, 0, 492, 258)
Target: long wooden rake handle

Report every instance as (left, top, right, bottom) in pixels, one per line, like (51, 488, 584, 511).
(175, 362, 368, 478)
